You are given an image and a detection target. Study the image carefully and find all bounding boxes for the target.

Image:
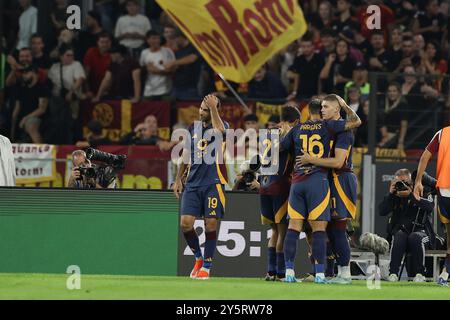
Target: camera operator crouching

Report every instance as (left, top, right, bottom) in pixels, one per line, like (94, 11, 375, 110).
(379, 168, 443, 282)
(68, 148, 126, 189)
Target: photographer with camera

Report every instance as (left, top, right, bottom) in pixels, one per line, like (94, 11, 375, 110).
(379, 168, 439, 282)
(68, 150, 97, 189)
(232, 156, 261, 192)
(68, 148, 126, 189)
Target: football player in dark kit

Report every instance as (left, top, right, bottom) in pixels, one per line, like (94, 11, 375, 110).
(259, 105, 301, 281)
(280, 97, 361, 283)
(298, 94, 358, 284)
(173, 94, 229, 280)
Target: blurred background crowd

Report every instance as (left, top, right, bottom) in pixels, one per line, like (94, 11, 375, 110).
(1, 0, 450, 151)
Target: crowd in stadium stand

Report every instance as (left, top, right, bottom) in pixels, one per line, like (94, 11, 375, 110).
(1, 0, 450, 150)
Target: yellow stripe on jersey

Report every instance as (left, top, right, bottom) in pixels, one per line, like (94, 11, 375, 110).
(216, 184, 226, 209)
(333, 173, 356, 219)
(288, 202, 304, 220)
(308, 188, 331, 221)
(216, 142, 227, 185)
(261, 215, 274, 225)
(438, 206, 450, 224)
(275, 200, 288, 223)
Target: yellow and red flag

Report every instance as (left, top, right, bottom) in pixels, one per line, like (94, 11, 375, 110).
(156, 0, 307, 83)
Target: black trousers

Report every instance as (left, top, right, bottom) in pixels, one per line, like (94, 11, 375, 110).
(389, 230, 430, 276)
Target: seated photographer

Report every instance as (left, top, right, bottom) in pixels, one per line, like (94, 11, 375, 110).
(67, 150, 98, 189)
(378, 168, 438, 282)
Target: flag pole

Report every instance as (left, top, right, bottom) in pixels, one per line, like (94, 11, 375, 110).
(217, 73, 251, 114)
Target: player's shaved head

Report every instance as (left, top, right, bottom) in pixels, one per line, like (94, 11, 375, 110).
(281, 104, 301, 123)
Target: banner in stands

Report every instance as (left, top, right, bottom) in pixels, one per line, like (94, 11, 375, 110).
(13, 144, 57, 184)
(177, 100, 250, 129)
(15, 146, 171, 189)
(82, 100, 171, 142)
(157, 0, 308, 82)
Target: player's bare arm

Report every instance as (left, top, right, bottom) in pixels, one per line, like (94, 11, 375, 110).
(297, 148, 347, 169)
(204, 95, 225, 134)
(173, 149, 189, 199)
(413, 149, 432, 200)
(336, 96, 361, 130)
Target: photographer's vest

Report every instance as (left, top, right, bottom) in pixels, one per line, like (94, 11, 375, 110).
(437, 126, 450, 190)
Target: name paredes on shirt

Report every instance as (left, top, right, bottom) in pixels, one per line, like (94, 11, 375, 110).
(300, 123, 322, 131)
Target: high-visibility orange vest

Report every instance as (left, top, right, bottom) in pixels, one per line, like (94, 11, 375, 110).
(437, 126, 450, 189)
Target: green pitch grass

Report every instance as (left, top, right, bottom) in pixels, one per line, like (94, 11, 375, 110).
(0, 273, 448, 300)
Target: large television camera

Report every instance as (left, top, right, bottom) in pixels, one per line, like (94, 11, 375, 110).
(77, 148, 127, 188)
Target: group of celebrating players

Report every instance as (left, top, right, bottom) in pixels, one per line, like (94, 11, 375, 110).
(173, 93, 450, 287)
(173, 93, 360, 284)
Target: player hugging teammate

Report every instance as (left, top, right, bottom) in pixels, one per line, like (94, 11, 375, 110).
(276, 95, 361, 284)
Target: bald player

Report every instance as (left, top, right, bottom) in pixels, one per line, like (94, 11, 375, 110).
(414, 126, 450, 286)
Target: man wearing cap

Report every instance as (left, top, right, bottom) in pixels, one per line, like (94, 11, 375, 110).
(344, 61, 370, 101)
(93, 44, 141, 103)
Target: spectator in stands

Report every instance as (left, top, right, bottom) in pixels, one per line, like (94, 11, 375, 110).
(419, 41, 448, 77)
(357, 0, 396, 42)
(50, 29, 76, 61)
(320, 38, 355, 95)
(5, 47, 44, 88)
(401, 65, 439, 112)
(413, 34, 426, 58)
(309, 0, 333, 41)
(140, 30, 175, 100)
(344, 61, 370, 101)
(93, 44, 141, 103)
(248, 65, 286, 100)
(387, 26, 403, 67)
(30, 34, 51, 70)
(287, 32, 324, 100)
(331, 0, 359, 39)
(379, 82, 408, 149)
(165, 29, 201, 100)
(266, 41, 298, 89)
(163, 25, 178, 52)
(83, 32, 112, 99)
(16, 0, 38, 50)
(266, 114, 280, 130)
(48, 44, 86, 120)
(393, 36, 420, 72)
(50, 0, 69, 36)
(243, 113, 260, 132)
(385, 0, 415, 27)
(318, 28, 336, 60)
(75, 120, 112, 148)
(11, 65, 49, 143)
(120, 114, 163, 146)
(115, 0, 152, 57)
(367, 30, 395, 72)
(346, 84, 363, 113)
(412, 0, 446, 43)
(76, 11, 104, 61)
